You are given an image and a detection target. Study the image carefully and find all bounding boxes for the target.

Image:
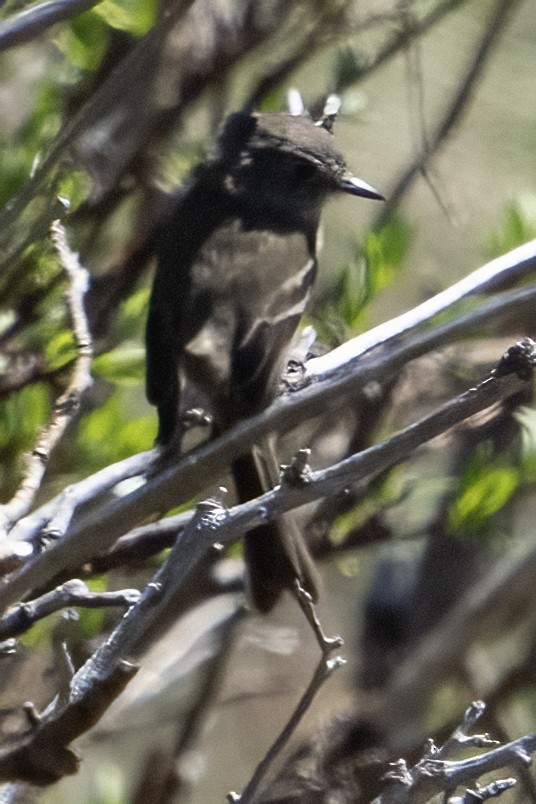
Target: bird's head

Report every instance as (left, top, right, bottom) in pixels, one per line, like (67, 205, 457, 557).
(216, 107, 384, 209)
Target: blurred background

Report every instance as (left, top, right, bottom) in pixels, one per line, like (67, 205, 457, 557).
(0, 0, 535, 801)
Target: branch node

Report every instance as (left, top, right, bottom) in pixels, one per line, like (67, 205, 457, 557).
(22, 701, 41, 728)
(492, 337, 536, 380)
(382, 758, 413, 786)
(280, 448, 312, 486)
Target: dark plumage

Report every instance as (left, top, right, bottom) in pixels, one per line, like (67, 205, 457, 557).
(146, 109, 383, 612)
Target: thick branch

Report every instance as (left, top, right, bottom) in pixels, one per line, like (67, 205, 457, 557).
(6, 237, 535, 555)
(308, 238, 536, 381)
(0, 661, 138, 785)
(0, 345, 531, 784)
(0, 235, 533, 605)
(0, 341, 530, 615)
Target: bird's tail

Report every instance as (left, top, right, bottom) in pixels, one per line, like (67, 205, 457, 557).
(232, 445, 320, 613)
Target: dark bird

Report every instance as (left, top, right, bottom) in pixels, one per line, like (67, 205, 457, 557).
(146, 108, 383, 627)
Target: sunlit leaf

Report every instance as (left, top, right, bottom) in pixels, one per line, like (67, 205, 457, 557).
(313, 215, 411, 344)
(93, 0, 157, 36)
(77, 390, 153, 468)
(448, 458, 520, 535)
(92, 342, 145, 385)
(487, 194, 536, 258)
(55, 11, 109, 72)
(44, 330, 76, 370)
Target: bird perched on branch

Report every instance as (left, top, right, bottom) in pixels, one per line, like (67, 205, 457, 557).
(146, 104, 383, 637)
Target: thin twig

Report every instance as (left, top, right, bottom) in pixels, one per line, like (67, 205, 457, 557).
(231, 654, 345, 803)
(0, 222, 93, 537)
(438, 701, 498, 760)
(7, 450, 153, 546)
(0, 579, 140, 641)
(375, 0, 523, 225)
(448, 778, 517, 802)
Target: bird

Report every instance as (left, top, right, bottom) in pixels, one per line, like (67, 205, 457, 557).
(146, 106, 383, 632)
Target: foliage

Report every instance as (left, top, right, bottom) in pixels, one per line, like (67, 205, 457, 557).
(0, 0, 535, 802)
(313, 215, 412, 345)
(447, 443, 520, 536)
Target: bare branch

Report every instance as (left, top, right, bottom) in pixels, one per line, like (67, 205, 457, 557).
(307, 238, 536, 381)
(0, 0, 104, 51)
(0, 240, 533, 608)
(0, 660, 138, 785)
(230, 654, 345, 804)
(372, 702, 530, 802)
(0, 222, 93, 536)
(375, 0, 523, 224)
(6, 237, 533, 551)
(0, 579, 140, 642)
(7, 450, 152, 547)
(0, 339, 530, 616)
(0, 233, 533, 603)
(439, 702, 498, 759)
(376, 735, 532, 803)
(448, 777, 517, 802)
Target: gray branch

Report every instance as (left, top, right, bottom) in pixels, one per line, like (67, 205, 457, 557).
(0, 222, 93, 537)
(0, 0, 104, 51)
(0, 579, 140, 642)
(0, 239, 534, 611)
(0, 340, 530, 618)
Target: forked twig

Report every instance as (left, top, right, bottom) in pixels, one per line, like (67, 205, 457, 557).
(229, 654, 345, 803)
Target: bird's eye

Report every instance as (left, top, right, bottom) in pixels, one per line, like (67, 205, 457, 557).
(293, 162, 318, 183)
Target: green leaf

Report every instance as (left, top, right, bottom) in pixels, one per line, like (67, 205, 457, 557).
(0, 383, 51, 497)
(93, 0, 157, 36)
(19, 612, 62, 648)
(363, 216, 412, 293)
(44, 330, 76, 370)
(448, 448, 520, 536)
(0, 383, 50, 451)
(487, 194, 536, 258)
(114, 286, 150, 342)
(55, 11, 110, 72)
(314, 215, 411, 344)
(57, 170, 92, 213)
(77, 391, 153, 468)
(0, 83, 62, 208)
(92, 342, 145, 385)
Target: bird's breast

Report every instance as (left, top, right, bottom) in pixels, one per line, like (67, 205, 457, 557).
(184, 218, 317, 407)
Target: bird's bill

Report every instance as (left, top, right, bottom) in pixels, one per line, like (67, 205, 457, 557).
(339, 173, 385, 201)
